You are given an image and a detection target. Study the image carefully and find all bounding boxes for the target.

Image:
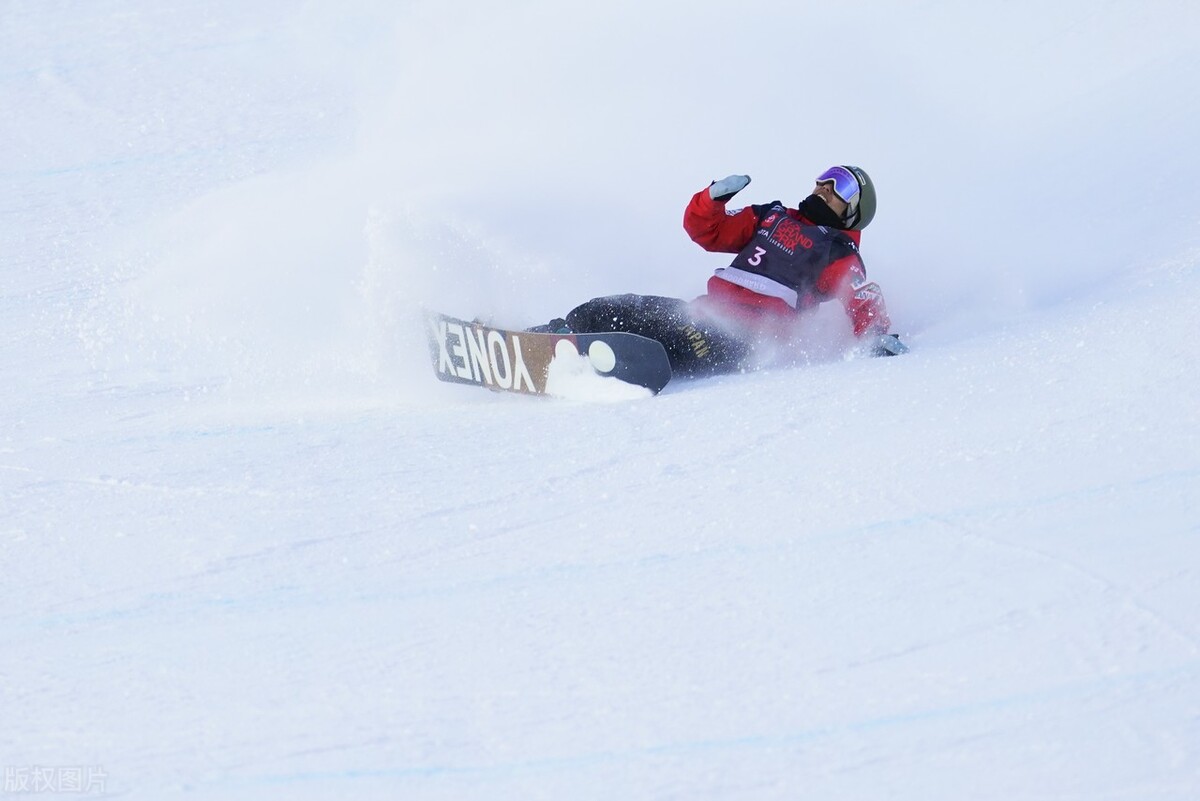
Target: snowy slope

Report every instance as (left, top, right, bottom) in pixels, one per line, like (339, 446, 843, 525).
(3, 2, 1200, 800)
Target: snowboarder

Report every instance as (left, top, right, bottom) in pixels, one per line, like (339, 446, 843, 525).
(532, 166, 906, 375)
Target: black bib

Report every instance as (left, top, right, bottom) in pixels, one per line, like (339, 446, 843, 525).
(728, 203, 859, 296)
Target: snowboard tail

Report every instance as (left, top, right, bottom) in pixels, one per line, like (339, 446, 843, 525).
(425, 312, 673, 396)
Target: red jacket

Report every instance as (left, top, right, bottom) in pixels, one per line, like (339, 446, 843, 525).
(682, 185, 890, 337)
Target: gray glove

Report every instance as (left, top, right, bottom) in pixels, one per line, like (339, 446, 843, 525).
(709, 174, 751, 202)
(869, 333, 910, 357)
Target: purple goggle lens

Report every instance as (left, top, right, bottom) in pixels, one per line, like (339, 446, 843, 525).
(815, 166, 860, 204)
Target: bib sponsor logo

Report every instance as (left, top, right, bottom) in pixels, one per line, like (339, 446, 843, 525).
(431, 319, 536, 391)
(769, 218, 813, 253)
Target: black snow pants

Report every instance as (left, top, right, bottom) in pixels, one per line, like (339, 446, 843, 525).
(564, 294, 753, 376)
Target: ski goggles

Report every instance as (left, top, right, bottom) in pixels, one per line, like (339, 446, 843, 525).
(815, 166, 861, 205)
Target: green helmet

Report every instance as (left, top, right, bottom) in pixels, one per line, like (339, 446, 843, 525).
(816, 165, 877, 230)
(844, 165, 876, 230)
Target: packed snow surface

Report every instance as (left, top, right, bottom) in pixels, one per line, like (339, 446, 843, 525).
(3, 2, 1199, 799)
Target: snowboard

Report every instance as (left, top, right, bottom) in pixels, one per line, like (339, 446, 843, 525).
(425, 311, 674, 396)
